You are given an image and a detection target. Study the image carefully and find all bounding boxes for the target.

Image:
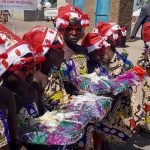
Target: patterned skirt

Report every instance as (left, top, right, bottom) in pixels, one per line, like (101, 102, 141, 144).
(93, 90, 139, 144)
(0, 110, 10, 148)
(140, 77, 150, 131)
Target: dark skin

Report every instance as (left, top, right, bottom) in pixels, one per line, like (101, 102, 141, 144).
(0, 87, 17, 150)
(59, 19, 85, 47)
(2, 71, 39, 150)
(88, 47, 115, 73)
(1, 54, 40, 150)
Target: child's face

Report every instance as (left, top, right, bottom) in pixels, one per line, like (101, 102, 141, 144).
(98, 47, 114, 64)
(14, 63, 36, 82)
(60, 19, 85, 44)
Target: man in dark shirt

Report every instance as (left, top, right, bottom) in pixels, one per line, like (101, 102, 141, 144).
(130, 4, 150, 40)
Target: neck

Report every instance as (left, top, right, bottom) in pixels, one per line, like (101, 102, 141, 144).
(65, 41, 76, 49)
(41, 60, 52, 76)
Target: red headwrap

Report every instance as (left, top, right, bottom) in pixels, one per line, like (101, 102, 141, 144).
(54, 4, 90, 28)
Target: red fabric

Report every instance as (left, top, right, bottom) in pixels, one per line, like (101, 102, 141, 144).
(144, 103, 150, 112)
(93, 131, 103, 144)
(81, 33, 102, 48)
(144, 22, 150, 42)
(0, 53, 8, 59)
(96, 21, 112, 36)
(0, 24, 26, 53)
(54, 4, 89, 28)
(56, 5, 84, 20)
(129, 119, 137, 129)
(23, 25, 48, 54)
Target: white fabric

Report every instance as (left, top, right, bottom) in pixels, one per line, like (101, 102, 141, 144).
(87, 38, 110, 53)
(42, 29, 57, 55)
(0, 44, 33, 76)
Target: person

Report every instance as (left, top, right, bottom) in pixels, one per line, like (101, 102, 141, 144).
(54, 4, 89, 57)
(23, 25, 99, 150)
(23, 25, 68, 112)
(82, 32, 140, 148)
(137, 21, 150, 137)
(82, 32, 133, 78)
(93, 21, 127, 48)
(0, 24, 44, 150)
(130, 3, 150, 40)
(54, 4, 90, 83)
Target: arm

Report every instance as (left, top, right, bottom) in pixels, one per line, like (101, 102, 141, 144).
(131, 7, 147, 38)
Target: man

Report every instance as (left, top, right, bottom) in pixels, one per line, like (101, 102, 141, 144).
(130, 3, 150, 40)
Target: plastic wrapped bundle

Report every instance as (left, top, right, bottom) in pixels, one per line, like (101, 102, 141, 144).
(21, 93, 112, 146)
(74, 73, 111, 95)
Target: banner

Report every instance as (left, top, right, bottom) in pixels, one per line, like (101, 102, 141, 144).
(0, 0, 38, 10)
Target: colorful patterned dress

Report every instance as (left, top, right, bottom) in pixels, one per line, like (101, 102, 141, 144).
(43, 66, 70, 112)
(138, 50, 150, 132)
(61, 54, 87, 82)
(0, 110, 10, 148)
(92, 51, 140, 144)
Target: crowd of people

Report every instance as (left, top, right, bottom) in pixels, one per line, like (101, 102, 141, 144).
(0, 3, 149, 150)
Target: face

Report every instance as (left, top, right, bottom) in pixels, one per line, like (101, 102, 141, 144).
(98, 48, 114, 64)
(60, 19, 85, 44)
(14, 63, 36, 82)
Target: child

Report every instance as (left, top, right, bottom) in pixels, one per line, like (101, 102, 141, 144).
(0, 24, 44, 150)
(82, 32, 139, 147)
(23, 25, 68, 111)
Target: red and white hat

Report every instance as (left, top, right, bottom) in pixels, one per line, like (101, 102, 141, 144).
(0, 24, 34, 76)
(93, 21, 127, 40)
(54, 4, 90, 29)
(143, 22, 150, 47)
(23, 25, 64, 56)
(81, 33, 110, 53)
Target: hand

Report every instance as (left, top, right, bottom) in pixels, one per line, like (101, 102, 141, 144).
(20, 146, 28, 150)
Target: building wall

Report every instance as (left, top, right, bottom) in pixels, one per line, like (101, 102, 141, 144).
(109, 0, 134, 38)
(109, 0, 120, 23)
(84, 0, 96, 32)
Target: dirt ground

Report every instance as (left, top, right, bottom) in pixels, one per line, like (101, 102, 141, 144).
(2, 19, 150, 150)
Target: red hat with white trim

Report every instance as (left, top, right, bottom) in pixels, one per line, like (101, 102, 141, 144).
(0, 24, 34, 76)
(81, 33, 110, 53)
(143, 22, 150, 47)
(54, 4, 90, 29)
(23, 25, 64, 56)
(93, 21, 126, 41)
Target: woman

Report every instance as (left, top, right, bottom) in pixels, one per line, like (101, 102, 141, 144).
(23, 25, 68, 112)
(54, 4, 90, 83)
(23, 24, 101, 149)
(0, 24, 44, 150)
(82, 32, 139, 148)
(82, 33, 133, 78)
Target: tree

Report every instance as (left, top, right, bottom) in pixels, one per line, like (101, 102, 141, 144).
(136, 0, 150, 6)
